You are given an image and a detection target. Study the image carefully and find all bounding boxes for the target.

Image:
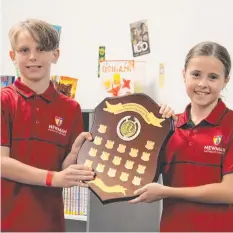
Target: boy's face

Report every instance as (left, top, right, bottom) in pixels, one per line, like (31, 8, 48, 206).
(10, 29, 59, 82)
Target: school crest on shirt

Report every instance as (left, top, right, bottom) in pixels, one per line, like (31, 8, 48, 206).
(48, 116, 67, 136)
(213, 135, 222, 145)
(55, 116, 63, 127)
(203, 135, 225, 155)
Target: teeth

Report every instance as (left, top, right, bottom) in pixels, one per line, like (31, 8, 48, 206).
(195, 92, 208, 96)
(27, 66, 41, 68)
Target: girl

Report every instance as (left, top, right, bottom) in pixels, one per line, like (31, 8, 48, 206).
(129, 41, 233, 232)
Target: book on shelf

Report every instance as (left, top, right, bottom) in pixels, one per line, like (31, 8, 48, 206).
(63, 186, 88, 216)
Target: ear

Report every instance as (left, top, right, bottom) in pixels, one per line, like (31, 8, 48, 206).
(9, 50, 16, 63)
(52, 48, 60, 64)
(182, 69, 186, 83)
(223, 76, 230, 88)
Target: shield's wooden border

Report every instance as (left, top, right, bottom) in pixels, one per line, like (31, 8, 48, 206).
(77, 93, 175, 204)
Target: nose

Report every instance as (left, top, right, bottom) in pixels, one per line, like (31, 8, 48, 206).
(29, 51, 37, 61)
(197, 77, 208, 88)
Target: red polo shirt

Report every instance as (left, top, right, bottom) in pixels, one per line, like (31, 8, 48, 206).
(1, 78, 83, 232)
(160, 99, 233, 232)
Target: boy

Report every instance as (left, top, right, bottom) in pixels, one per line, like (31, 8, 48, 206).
(1, 19, 95, 232)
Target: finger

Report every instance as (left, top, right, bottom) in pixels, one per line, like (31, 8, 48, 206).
(67, 174, 95, 181)
(67, 170, 95, 178)
(71, 164, 94, 171)
(78, 175, 95, 181)
(128, 197, 141, 204)
(164, 109, 174, 119)
(162, 107, 171, 118)
(159, 104, 167, 115)
(81, 131, 93, 141)
(70, 181, 89, 188)
(134, 186, 147, 195)
(128, 194, 146, 204)
(76, 132, 93, 147)
(69, 169, 95, 177)
(172, 115, 178, 122)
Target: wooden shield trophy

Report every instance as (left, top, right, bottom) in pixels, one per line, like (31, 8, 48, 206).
(77, 93, 174, 204)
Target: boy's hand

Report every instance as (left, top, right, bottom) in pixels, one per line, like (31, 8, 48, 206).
(53, 164, 95, 188)
(71, 132, 93, 155)
(61, 132, 93, 170)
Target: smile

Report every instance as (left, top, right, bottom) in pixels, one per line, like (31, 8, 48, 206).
(26, 66, 42, 68)
(194, 91, 209, 96)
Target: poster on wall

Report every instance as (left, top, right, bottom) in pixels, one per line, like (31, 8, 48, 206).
(159, 63, 165, 88)
(51, 75, 78, 99)
(100, 60, 135, 97)
(100, 60, 146, 97)
(130, 20, 150, 57)
(1, 75, 15, 88)
(98, 46, 106, 78)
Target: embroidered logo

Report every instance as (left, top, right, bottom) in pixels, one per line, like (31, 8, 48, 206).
(55, 116, 63, 127)
(213, 135, 222, 146)
(204, 135, 225, 155)
(48, 116, 67, 136)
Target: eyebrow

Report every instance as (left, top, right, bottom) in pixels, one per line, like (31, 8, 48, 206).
(189, 69, 201, 73)
(16, 45, 28, 49)
(16, 45, 42, 50)
(190, 70, 220, 76)
(209, 73, 220, 77)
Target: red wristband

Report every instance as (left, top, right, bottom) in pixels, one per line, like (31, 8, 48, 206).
(46, 171, 54, 187)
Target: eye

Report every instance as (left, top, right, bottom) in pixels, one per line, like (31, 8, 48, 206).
(37, 47, 44, 52)
(191, 72, 200, 78)
(209, 75, 218, 81)
(19, 48, 28, 53)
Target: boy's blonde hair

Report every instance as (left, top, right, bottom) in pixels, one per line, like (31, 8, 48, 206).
(9, 18, 59, 51)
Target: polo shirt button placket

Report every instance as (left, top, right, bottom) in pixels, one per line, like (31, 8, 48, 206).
(189, 142, 193, 146)
(36, 107, 40, 125)
(34, 95, 40, 125)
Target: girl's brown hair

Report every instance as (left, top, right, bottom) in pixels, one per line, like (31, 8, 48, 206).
(184, 41, 231, 78)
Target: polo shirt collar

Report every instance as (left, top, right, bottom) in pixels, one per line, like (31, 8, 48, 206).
(14, 77, 56, 102)
(177, 99, 228, 128)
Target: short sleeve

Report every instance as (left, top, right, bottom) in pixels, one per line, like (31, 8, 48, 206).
(1, 93, 12, 147)
(222, 136, 233, 175)
(65, 103, 84, 154)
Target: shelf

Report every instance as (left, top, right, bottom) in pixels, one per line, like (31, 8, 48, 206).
(65, 214, 87, 221)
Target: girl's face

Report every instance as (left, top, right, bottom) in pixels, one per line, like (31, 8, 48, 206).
(183, 55, 229, 108)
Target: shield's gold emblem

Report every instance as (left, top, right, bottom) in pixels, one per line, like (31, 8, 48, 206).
(117, 116, 140, 141)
